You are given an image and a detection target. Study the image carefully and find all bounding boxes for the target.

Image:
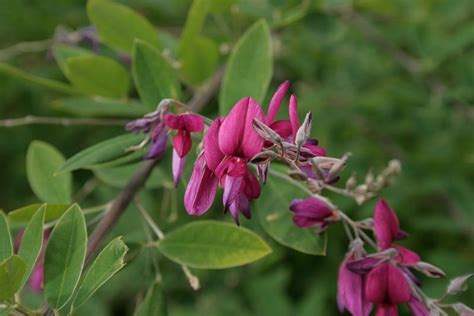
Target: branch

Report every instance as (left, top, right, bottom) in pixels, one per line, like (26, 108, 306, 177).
(0, 116, 128, 127)
(0, 39, 52, 61)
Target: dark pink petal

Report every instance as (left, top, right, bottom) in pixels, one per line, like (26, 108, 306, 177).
(394, 246, 420, 266)
(223, 175, 243, 209)
(375, 304, 398, 316)
(289, 94, 300, 139)
(218, 97, 265, 158)
(289, 197, 333, 219)
(29, 263, 44, 292)
(292, 216, 325, 228)
(204, 118, 225, 171)
(243, 169, 261, 200)
(184, 156, 219, 216)
(266, 80, 290, 125)
(338, 255, 373, 316)
(374, 199, 400, 249)
(303, 142, 326, 157)
(173, 130, 192, 157)
(172, 149, 186, 187)
(407, 296, 429, 316)
(228, 193, 251, 225)
(164, 113, 184, 129)
(182, 114, 204, 132)
(347, 256, 388, 275)
(269, 120, 293, 140)
(225, 158, 248, 177)
(387, 264, 411, 304)
(366, 264, 389, 304)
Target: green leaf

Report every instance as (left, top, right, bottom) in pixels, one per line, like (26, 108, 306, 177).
(256, 171, 327, 255)
(94, 163, 173, 189)
(73, 237, 128, 308)
(17, 205, 45, 289)
(58, 134, 145, 173)
(0, 255, 26, 300)
(134, 282, 167, 316)
(219, 20, 272, 114)
(64, 55, 129, 98)
(54, 97, 148, 118)
(178, 0, 210, 50)
(0, 306, 12, 316)
(132, 40, 181, 108)
(0, 212, 13, 262)
(53, 44, 93, 75)
(179, 36, 219, 85)
(87, 0, 159, 53)
(0, 63, 79, 95)
(8, 204, 70, 223)
(157, 220, 272, 269)
(26, 141, 72, 204)
(44, 204, 87, 310)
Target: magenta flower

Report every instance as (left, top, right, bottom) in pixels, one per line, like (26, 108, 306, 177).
(185, 97, 264, 224)
(337, 240, 373, 316)
(164, 113, 204, 186)
(126, 111, 168, 160)
(289, 197, 339, 231)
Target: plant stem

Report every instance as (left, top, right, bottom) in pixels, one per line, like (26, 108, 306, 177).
(0, 116, 128, 128)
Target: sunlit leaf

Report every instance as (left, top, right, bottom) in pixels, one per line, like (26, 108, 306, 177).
(64, 55, 129, 98)
(44, 204, 87, 310)
(26, 141, 72, 203)
(157, 220, 272, 269)
(8, 204, 70, 223)
(54, 97, 148, 118)
(73, 237, 128, 308)
(219, 20, 272, 114)
(87, 0, 159, 53)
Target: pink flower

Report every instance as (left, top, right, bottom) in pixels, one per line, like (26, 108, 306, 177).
(164, 113, 204, 186)
(185, 98, 264, 224)
(126, 111, 168, 160)
(337, 240, 373, 316)
(289, 197, 339, 231)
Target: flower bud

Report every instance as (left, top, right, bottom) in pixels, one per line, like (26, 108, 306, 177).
(345, 173, 357, 190)
(452, 303, 474, 316)
(414, 262, 446, 278)
(252, 118, 283, 145)
(447, 273, 474, 295)
(295, 112, 312, 148)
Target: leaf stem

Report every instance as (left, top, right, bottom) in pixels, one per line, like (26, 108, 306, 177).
(0, 116, 128, 128)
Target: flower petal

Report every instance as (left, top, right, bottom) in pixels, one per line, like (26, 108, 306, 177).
(172, 149, 186, 187)
(366, 264, 389, 304)
(164, 113, 184, 129)
(374, 199, 400, 249)
(348, 256, 388, 275)
(269, 120, 293, 140)
(173, 130, 192, 157)
(146, 125, 168, 159)
(29, 263, 44, 292)
(289, 197, 333, 219)
(266, 80, 290, 125)
(204, 118, 225, 171)
(387, 264, 411, 304)
(407, 296, 429, 316)
(289, 94, 300, 139)
(375, 304, 398, 316)
(182, 114, 204, 132)
(184, 156, 219, 216)
(394, 246, 420, 266)
(223, 175, 243, 209)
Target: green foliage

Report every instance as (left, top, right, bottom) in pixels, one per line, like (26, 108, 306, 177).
(0, 255, 26, 301)
(133, 282, 168, 316)
(0, 212, 12, 262)
(17, 205, 45, 289)
(54, 98, 148, 118)
(256, 171, 327, 255)
(53, 45, 94, 75)
(93, 163, 172, 189)
(8, 204, 70, 223)
(64, 55, 129, 98)
(58, 134, 144, 173)
(26, 141, 72, 204)
(132, 40, 182, 108)
(73, 237, 128, 308)
(157, 220, 272, 269)
(44, 204, 87, 310)
(219, 20, 273, 114)
(87, 0, 159, 53)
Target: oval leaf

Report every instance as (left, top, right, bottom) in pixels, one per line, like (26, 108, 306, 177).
(54, 97, 148, 118)
(73, 237, 128, 308)
(58, 134, 145, 173)
(65, 55, 129, 98)
(219, 20, 272, 114)
(53, 44, 93, 76)
(17, 205, 45, 289)
(256, 170, 327, 255)
(157, 220, 271, 269)
(0, 255, 26, 300)
(0, 211, 13, 262)
(8, 204, 70, 224)
(134, 282, 167, 316)
(87, 0, 159, 53)
(44, 204, 87, 310)
(132, 40, 181, 108)
(27, 141, 72, 204)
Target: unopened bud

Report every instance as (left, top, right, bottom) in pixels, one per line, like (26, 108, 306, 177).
(447, 273, 474, 295)
(357, 218, 374, 229)
(388, 159, 401, 175)
(365, 170, 374, 186)
(452, 303, 474, 316)
(327, 153, 351, 182)
(307, 179, 323, 194)
(414, 262, 446, 278)
(252, 118, 283, 144)
(295, 112, 312, 147)
(345, 173, 357, 190)
(288, 169, 308, 181)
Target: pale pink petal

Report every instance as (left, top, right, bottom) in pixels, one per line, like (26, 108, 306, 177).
(374, 199, 400, 249)
(266, 80, 290, 125)
(289, 94, 300, 139)
(184, 156, 219, 216)
(172, 149, 186, 187)
(204, 118, 225, 171)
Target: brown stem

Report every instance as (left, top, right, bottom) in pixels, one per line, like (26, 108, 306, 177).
(0, 116, 128, 127)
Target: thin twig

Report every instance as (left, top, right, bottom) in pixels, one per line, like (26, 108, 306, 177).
(0, 39, 52, 61)
(0, 116, 128, 128)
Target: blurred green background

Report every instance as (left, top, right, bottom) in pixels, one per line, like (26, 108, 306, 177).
(1, 0, 473, 315)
